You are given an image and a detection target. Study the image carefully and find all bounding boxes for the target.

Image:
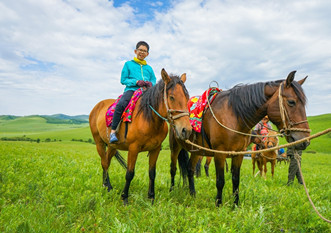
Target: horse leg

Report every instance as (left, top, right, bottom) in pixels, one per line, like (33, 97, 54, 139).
(204, 157, 212, 177)
(263, 160, 267, 179)
(214, 155, 225, 207)
(148, 146, 161, 203)
(121, 146, 139, 205)
(231, 155, 244, 206)
(195, 157, 202, 177)
(94, 136, 113, 191)
(187, 154, 200, 197)
(103, 147, 117, 191)
(252, 157, 256, 176)
(271, 160, 275, 178)
(170, 142, 181, 191)
(259, 159, 263, 177)
(256, 159, 262, 176)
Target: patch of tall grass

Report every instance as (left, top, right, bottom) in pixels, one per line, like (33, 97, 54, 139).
(0, 141, 330, 232)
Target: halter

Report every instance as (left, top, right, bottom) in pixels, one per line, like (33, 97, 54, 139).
(149, 82, 189, 125)
(278, 82, 311, 135)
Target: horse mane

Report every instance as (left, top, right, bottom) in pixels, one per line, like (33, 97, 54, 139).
(137, 75, 189, 123)
(225, 79, 306, 127)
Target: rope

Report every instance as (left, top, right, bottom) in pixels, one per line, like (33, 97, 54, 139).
(185, 128, 331, 155)
(149, 105, 169, 122)
(294, 151, 331, 223)
(257, 152, 278, 161)
(206, 92, 280, 138)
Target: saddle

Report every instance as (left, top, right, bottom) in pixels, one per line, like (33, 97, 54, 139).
(105, 88, 143, 128)
(188, 87, 220, 133)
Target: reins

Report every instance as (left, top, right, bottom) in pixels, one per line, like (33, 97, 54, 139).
(294, 151, 331, 223)
(185, 128, 331, 155)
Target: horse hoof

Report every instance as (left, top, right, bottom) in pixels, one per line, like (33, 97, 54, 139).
(190, 191, 196, 198)
(215, 199, 222, 207)
(123, 198, 129, 206)
(103, 184, 113, 192)
(149, 198, 155, 205)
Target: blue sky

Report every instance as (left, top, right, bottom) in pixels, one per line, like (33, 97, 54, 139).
(0, 0, 331, 116)
(113, 0, 172, 24)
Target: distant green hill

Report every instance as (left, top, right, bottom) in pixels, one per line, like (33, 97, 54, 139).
(0, 114, 89, 125)
(0, 113, 330, 153)
(304, 114, 331, 153)
(0, 115, 19, 120)
(41, 114, 89, 122)
(0, 115, 91, 142)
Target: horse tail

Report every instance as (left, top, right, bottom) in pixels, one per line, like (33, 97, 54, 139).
(114, 150, 127, 169)
(178, 149, 189, 181)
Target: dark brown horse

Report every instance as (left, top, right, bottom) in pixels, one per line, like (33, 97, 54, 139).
(170, 71, 310, 206)
(90, 69, 192, 204)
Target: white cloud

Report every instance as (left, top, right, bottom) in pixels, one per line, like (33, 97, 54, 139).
(0, 0, 330, 116)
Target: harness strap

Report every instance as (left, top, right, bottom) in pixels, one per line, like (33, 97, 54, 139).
(149, 105, 168, 122)
(170, 111, 189, 120)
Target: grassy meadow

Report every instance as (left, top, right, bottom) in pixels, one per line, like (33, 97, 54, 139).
(0, 114, 330, 232)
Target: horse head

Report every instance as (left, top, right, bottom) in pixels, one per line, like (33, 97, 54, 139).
(161, 69, 192, 140)
(265, 131, 279, 148)
(267, 71, 310, 150)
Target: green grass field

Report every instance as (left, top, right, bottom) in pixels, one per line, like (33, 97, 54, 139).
(0, 114, 330, 232)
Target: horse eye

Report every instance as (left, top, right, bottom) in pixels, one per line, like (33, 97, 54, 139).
(287, 100, 296, 107)
(169, 96, 175, 102)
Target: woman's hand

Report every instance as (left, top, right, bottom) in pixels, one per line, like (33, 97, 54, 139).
(136, 80, 145, 87)
(145, 81, 152, 87)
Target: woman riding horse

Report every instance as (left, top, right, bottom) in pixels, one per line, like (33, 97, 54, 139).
(90, 69, 192, 204)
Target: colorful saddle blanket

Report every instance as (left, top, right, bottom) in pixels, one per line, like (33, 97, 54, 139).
(188, 87, 220, 133)
(106, 88, 143, 127)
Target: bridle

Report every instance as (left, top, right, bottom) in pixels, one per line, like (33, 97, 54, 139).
(163, 83, 190, 126)
(149, 82, 189, 126)
(277, 81, 311, 136)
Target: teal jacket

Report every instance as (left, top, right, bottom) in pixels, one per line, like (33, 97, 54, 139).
(121, 60, 156, 92)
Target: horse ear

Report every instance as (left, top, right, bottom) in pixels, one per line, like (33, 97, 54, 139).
(180, 73, 187, 83)
(161, 68, 171, 85)
(285, 71, 296, 88)
(297, 76, 308, 86)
